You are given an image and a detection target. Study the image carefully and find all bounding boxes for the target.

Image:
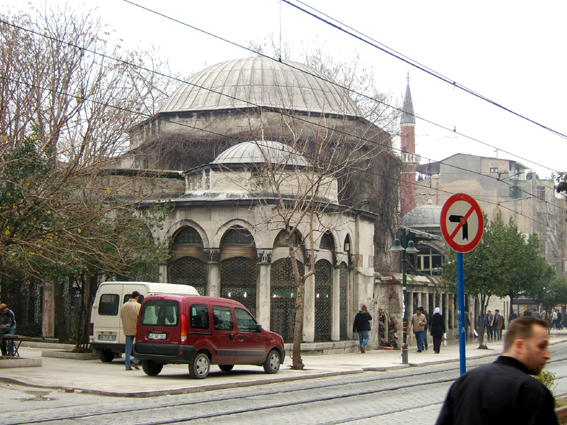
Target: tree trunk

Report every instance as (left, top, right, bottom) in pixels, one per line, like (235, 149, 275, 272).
(291, 280, 305, 370)
(509, 295, 515, 322)
(53, 280, 69, 343)
(477, 294, 491, 349)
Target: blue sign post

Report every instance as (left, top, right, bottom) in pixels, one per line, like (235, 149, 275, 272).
(441, 193, 484, 375)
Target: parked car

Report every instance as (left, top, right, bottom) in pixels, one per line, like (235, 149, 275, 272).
(90, 282, 199, 362)
(135, 295, 285, 378)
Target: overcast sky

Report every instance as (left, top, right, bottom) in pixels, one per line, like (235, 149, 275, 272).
(3, 0, 566, 179)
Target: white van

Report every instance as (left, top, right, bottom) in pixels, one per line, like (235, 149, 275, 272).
(90, 282, 199, 362)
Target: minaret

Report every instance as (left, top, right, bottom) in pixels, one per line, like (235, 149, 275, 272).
(400, 76, 420, 217)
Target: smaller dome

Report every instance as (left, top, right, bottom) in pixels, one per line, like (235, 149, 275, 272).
(212, 141, 308, 167)
(402, 200, 442, 228)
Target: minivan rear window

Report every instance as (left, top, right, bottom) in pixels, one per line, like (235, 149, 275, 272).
(190, 305, 209, 329)
(99, 294, 119, 316)
(140, 300, 179, 326)
(123, 294, 144, 305)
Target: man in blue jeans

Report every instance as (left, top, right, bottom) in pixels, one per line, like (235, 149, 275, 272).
(353, 305, 372, 353)
(411, 306, 427, 352)
(120, 291, 141, 370)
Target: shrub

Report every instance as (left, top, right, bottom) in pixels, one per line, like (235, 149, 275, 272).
(534, 370, 557, 405)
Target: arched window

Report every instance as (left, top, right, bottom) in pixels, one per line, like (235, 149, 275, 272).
(274, 229, 301, 247)
(320, 232, 333, 250)
(222, 227, 255, 247)
(174, 227, 203, 245)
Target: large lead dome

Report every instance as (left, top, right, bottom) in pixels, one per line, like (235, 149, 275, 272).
(159, 56, 362, 117)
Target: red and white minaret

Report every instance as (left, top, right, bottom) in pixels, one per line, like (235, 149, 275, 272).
(400, 77, 420, 217)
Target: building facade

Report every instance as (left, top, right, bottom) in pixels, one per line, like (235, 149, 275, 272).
(108, 56, 401, 349)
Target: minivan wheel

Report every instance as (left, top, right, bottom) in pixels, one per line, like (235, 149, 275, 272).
(142, 359, 163, 376)
(263, 349, 281, 374)
(219, 364, 234, 372)
(100, 349, 115, 363)
(189, 352, 210, 379)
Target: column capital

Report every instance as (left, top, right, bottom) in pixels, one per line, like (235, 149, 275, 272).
(205, 248, 220, 263)
(257, 249, 272, 264)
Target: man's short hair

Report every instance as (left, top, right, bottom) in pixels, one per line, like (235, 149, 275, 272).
(495, 309, 499, 312)
(503, 316, 548, 351)
(417, 306, 423, 311)
(131, 291, 141, 298)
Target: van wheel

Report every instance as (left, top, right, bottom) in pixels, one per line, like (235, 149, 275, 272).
(142, 360, 163, 376)
(189, 352, 210, 379)
(100, 349, 115, 363)
(263, 349, 281, 374)
(219, 365, 234, 372)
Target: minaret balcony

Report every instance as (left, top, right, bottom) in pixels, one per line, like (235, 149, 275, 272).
(401, 153, 421, 165)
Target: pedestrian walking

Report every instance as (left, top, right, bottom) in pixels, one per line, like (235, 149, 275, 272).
(436, 316, 557, 425)
(429, 307, 445, 354)
(352, 304, 372, 353)
(552, 309, 559, 329)
(493, 309, 504, 340)
(484, 310, 494, 341)
(422, 309, 430, 350)
(410, 306, 427, 352)
(120, 291, 142, 370)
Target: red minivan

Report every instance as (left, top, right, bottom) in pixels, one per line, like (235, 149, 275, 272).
(134, 295, 285, 379)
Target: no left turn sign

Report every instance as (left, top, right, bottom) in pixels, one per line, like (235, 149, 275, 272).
(440, 193, 484, 252)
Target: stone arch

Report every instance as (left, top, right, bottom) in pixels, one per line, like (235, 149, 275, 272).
(166, 219, 210, 248)
(213, 219, 260, 248)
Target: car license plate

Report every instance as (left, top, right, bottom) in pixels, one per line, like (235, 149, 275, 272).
(98, 334, 116, 341)
(148, 333, 166, 340)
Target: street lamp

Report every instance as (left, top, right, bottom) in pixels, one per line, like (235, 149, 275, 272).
(389, 228, 419, 364)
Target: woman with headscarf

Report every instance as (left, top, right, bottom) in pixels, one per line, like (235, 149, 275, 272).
(430, 307, 446, 354)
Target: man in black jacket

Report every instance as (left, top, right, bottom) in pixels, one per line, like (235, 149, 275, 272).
(352, 305, 372, 353)
(436, 316, 557, 425)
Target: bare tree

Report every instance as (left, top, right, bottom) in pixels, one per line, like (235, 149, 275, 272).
(0, 5, 175, 340)
(213, 98, 397, 368)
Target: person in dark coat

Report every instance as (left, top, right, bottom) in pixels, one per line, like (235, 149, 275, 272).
(352, 304, 372, 353)
(436, 316, 557, 425)
(429, 307, 446, 354)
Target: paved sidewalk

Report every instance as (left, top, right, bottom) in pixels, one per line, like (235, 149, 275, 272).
(2, 331, 566, 397)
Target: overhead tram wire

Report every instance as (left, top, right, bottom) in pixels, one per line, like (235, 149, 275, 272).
(284, 0, 567, 142)
(2, 16, 564, 218)
(1, 74, 565, 241)
(2, 20, 566, 226)
(2, 17, 566, 223)
(108, 6, 565, 215)
(118, 0, 562, 178)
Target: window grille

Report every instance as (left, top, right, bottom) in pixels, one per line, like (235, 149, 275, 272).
(339, 263, 349, 340)
(270, 258, 304, 342)
(315, 260, 333, 342)
(169, 256, 206, 295)
(220, 257, 257, 315)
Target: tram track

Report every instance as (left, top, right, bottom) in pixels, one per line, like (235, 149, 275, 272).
(7, 342, 567, 425)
